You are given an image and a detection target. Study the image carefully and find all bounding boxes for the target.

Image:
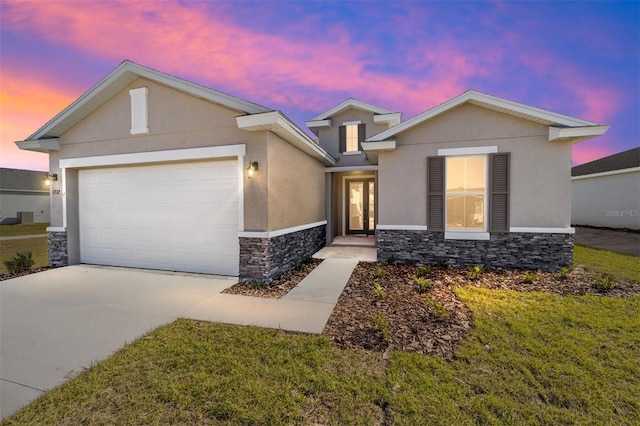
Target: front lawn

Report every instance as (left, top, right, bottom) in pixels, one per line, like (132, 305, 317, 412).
(0, 237, 48, 274)
(5, 290, 638, 425)
(0, 223, 49, 237)
(575, 244, 640, 282)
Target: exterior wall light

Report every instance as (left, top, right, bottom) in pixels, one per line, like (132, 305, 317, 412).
(247, 161, 259, 179)
(44, 173, 58, 186)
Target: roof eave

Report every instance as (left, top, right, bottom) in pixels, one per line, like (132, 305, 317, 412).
(236, 112, 336, 166)
(15, 138, 60, 153)
(549, 125, 610, 144)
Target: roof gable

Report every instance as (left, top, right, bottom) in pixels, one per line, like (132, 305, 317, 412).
(309, 98, 396, 121)
(23, 60, 271, 141)
(368, 90, 605, 142)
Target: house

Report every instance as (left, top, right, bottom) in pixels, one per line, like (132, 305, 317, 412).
(16, 61, 609, 279)
(0, 168, 51, 225)
(571, 147, 640, 230)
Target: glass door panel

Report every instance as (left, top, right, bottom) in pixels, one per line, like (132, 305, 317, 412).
(349, 182, 364, 231)
(368, 181, 375, 231)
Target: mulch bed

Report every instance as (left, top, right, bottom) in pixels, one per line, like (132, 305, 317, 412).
(222, 258, 323, 298)
(322, 263, 640, 359)
(0, 266, 57, 282)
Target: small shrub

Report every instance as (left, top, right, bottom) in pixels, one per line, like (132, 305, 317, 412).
(250, 281, 264, 290)
(557, 266, 574, 280)
(373, 282, 387, 300)
(370, 313, 391, 341)
(436, 260, 449, 268)
(386, 255, 396, 265)
(417, 265, 432, 277)
(413, 276, 432, 292)
(423, 295, 449, 319)
(371, 265, 387, 278)
(467, 264, 483, 281)
(523, 271, 538, 284)
(593, 274, 617, 292)
(4, 251, 35, 273)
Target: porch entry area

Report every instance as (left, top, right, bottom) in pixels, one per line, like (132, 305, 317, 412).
(326, 170, 377, 245)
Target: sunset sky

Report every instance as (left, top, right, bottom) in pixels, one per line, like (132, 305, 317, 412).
(1, 0, 638, 171)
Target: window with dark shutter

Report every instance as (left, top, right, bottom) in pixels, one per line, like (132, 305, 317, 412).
(357, 123, 366, 151)
(489, 152, 510, 232)
(339, 125, 346, 153)
(427, 156, 445, 232)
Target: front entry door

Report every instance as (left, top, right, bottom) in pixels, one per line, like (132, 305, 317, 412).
(346, 179, 375, 235)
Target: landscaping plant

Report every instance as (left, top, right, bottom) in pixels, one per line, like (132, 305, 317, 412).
(4, 251, 35, 273)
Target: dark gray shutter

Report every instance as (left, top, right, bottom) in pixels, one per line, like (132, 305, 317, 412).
(357, 123, 366, 151)
(489, 152, 510, 233)
(427, 156, 445, 232)
(339, 125, 346, 153)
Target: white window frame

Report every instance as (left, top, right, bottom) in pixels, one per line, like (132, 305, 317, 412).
(343, 120, 361, 154)
(439, 146, 497, 240)
(129, 87, 149, 134)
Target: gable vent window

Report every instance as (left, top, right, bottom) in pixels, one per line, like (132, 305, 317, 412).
(129, 87, 149, 134)
(339, 122, 366, 154)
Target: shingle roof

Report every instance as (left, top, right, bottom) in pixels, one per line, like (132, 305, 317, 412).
(572, 147, 640, 177)
(0, 168, 49, 191)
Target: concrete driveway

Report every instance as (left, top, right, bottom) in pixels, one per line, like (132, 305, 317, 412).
(0, 265, 236, 419)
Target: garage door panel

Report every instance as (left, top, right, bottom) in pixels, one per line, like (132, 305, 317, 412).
(79, 160, 239, 275)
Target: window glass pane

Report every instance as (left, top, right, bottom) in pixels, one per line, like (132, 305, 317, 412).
(368, 181, 375, 230)
(346, 124, 359, 152)
(446, 155, 486, 231)
(349, 182, 364, 230)
(447, 195, 484, 229)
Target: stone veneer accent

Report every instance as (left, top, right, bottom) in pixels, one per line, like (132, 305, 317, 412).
(376, 229, 573, 271)
(48, 231, 69, 267)
(239, 224, 326, 282)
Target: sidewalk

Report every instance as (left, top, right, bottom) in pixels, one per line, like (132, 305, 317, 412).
(0, 234, 47, 241)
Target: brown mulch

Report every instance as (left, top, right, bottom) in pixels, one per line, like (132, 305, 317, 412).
(0, 266, 57, 282)
(222, 258, 323, 298)
(322, 263, 640, 359)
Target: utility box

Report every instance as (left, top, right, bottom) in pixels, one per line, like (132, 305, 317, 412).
(17, 211, 34, 224)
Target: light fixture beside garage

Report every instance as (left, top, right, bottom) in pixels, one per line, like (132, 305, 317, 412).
(247, 161, 259, 179)
(43, 173, 58, 186)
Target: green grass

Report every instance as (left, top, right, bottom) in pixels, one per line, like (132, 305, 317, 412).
(0, 237, 48, 273)
(387, 289, 640, 425)
(4, 321, 387, 425)
(574, 244, 640, 282)
(0, 223, 49, 237)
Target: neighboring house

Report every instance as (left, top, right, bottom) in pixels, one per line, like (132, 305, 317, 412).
(571, 147, 640, 230)
(0, 168, 51, 224)
(17, 61, 608, 279)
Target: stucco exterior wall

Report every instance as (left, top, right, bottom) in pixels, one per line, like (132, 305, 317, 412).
(266, 132, 325, 231)
(53, 77, 277, 232)
(378, 104, 572, 228)
(572, 170, 640, 230)
(316, 109, 387, 167)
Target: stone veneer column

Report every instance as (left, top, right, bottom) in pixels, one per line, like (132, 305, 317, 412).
(48, 231, 69, 267)
(376, 229, 573, 271)
(239, 224, 326, 282)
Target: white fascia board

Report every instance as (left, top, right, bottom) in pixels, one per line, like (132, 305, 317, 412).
(368, 89, 600, 142)
(571, 166, 640, 180)
(374, 112, 401, 127)
(305, 119, 331, 128)
(445, 231, 490, 240)
(549, 125, 609, 142)
(377, 224, 428, 231)
(310, 98, 396, 121)
(361, 140, 396, 152)
(325, 165, 379, 172)
(26, 61, 270, 141)
(237, 112, 336, 166)
(509, 227, 575, 234)
(239, 221, 327, 238)
(59, 145, 246, 169)
(437, 146, 498, 156)
(15, 138, 60, 153)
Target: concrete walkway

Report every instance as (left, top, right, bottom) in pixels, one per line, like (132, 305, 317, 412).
(0, 247, 369, 419)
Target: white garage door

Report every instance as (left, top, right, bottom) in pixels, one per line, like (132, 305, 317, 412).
(79, 160, 239, 275)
